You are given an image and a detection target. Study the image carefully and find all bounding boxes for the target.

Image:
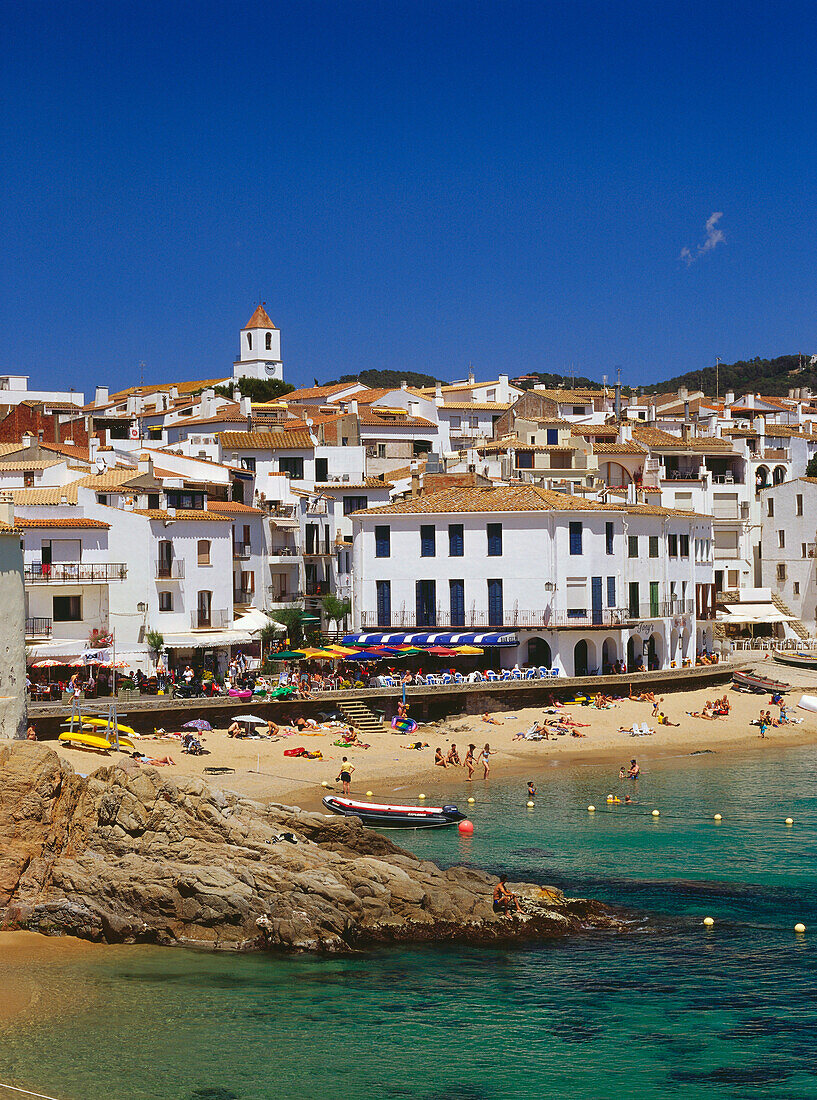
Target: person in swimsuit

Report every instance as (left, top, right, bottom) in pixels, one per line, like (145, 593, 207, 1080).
(492, 875, 523, 915)
(628, 759, 640, 779)
(527, 780, 536, 799)
(26, 725, 37, 741)
(447, 743, 461, 766)
(337, 757, 354, 794)
(464, 744, 476, 780)
(434, 747, 448, 768)
(480, 743, 494, 779)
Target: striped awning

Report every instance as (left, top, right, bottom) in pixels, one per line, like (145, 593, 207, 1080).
(341, 631, 519, 647)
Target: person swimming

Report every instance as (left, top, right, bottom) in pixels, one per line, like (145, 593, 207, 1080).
(527, 780, 536, 799)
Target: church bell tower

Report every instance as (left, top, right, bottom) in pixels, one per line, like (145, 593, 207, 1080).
(233, 304, 283, 382)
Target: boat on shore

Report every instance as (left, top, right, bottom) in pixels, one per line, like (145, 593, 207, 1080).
(732, 669, 791, 694)
(772, 650, 817, 671)
(322, 795, 466, 829)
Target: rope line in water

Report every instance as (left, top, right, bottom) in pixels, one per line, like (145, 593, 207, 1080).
(0, 1081, 65, 1100)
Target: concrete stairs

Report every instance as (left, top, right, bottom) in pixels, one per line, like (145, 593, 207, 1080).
(337, 698, 386, 736)
(769, 592, 810, 640)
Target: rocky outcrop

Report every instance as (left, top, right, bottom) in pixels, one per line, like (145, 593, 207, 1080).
(0, 743, 625, 952)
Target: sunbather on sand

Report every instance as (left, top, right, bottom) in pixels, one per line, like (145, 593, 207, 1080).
(131, 751, 175, 766)
(482, 713, 503, 725)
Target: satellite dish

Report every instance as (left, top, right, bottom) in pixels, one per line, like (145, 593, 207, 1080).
(95, 458, 106, 474)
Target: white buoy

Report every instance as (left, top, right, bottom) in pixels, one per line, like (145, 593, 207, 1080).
(588, 805, 596, 812)
(467, 797, 475, 804)
(714, 813, 722, 821)
(703, 916, 715, 927)
(418, 793, 426, 800)
(795, 923, 806, 934)
(651, 809, 660, 817)
(786, 818, 794, 826)
(527, 800, 535, 808)
(366, 790, 373, 797)
(607, 794, 614, 802)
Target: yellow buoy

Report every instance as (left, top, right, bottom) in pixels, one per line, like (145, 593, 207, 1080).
(651, 809, 660, 817)
(713, 813, 722, 821)
(418, 793, 426, 799)
(588, 805, 596, 812)
(467, 797, 475, 804)
(527, 800, 535, 808)
(795, 923, 806, 934)
(321, 781, 329, 788)
(786, 818, 794, 826)
(703, 916, 715, 927)
(366, 790, 373, 797)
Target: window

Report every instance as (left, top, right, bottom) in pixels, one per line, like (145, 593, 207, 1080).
(241, 456, 256, 472)
(147, 493, 160, 509)
(547, 428, 559, 445)
(448, 523, 464, 557)
(278, 456, 304, 480)
(97, 494, 108, 505)
(420, 525, 436, 557)
(241, 570, 255, 594)
(377, 443, 387, 458)
(197, 589, 212, 627)
(649, 536, 659, 558)
(803, 543, 808, 559)
(680, 534, 690, 557)
(487, 523, 503, 556)
(157, 541, 173, 577)
(516, 451, 533, 469)
(668, 533, 678, 557)
(416, 579, 436, 626)
(450, 579, 465, 626)
(628, 535, 638, 558)
(197, 539, 211, 566)
(768, 498, 774, 517)
(572, 405, 584, 416)
(487, 579, 503, 626)
(777, 563, 787, 582)
(569, 522, 583, 555)
(265, 332, 272, 350)
(24, 471, 34, 487)
(650, 581, 659, 617)
(315, 457, 328, 482)
(566, 578, 586, 618)
(376, 580, 391, 627)
(794, 581, 801, 595)
(605, 522, 614, 555)
(375, 525, 390, 558)
(778, 530, 785, 549)
(342, 496, 368, 515)
(606, 576, 616, 608)
(246, 332, 252, 349)
(797, 494, 804, 516)
(159, 591, 173, 611)
(53, 595, 81, 622)
(628, 582, 640, 618)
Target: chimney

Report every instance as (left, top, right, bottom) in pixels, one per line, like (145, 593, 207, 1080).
(753, 415, 766, 436)
(0, 493, 13, 528)
(678, 386, 688, 401)
(614, 380, 621, 420)
(724, 390, 735, 407)
(349, 400, 359, 416)
(21, 433, 32, 448)
(620, 423, 633, 443)
(683, 400, 690, 422)
(400, 380, 408, 390)
(94, 386, 109, 407)
(435, 382, 443, 405)
(468, 369, 475, 384)
(37, 429, 44, 442)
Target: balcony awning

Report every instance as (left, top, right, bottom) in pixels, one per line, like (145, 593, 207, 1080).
(717, 604, 796, 624)
(341, 631, 519, 647)
(270, 517, 299, 529)
(162, 630, 255, 649)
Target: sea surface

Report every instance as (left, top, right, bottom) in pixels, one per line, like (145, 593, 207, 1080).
(2, 744, 817, 1100)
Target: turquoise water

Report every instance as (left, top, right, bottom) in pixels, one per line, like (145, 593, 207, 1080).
(2, 745, 817, 1099)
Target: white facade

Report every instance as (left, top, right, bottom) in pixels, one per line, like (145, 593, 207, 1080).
(234, 305, 283, 382)
(760, 478, 817, 631)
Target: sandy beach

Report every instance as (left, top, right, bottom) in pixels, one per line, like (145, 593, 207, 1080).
(46, 676, 817, 812)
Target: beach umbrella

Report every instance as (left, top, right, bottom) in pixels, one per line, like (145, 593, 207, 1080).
(454, 645, 484, 654)
(427, 646, 459, 656)
(67, 658, 86, 667)
(268, 650, 306, 661)
(231, 714, 267, 723)
(32, 659, 62, 668)
(183, 719, 212, 732)
(325, 644, 360, 656)
(298, 648, 337, 659)
(343, 651, 383, 660)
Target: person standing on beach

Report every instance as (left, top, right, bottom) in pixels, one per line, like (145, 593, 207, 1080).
(464, 744, 476, 780)
(480, 743, 495, 779)
(337, 757, 355, 794)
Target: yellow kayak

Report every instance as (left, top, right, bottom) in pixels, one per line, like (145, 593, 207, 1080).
(59, 731, 136, 753)
(60, 716, 136, 736)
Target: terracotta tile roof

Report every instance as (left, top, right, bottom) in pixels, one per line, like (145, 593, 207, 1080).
(314, 480, 394, 491)
(533, 388, 607, 402)
(0, 458, 63, 471)
(0, 443, 23, 456)
(8, 486, 78, 505)
(722, 427, 759, 437)
(352, 484, 697, 517)
(217, 430, 314, 450)
(762, 425, 817, 438)
(632, 426, 733, 451)
(39, 441, 92, 462)
(244, 304, 276, 329)
(205, 500, 265, 514)
(132, 509, 231, 521)
(358, 411, 435, 427)
(0, 520, 20, 533)
(440, 401, 513, 411)
(591, 441, 649, 454)
(284, 383, 357, 401)
(110, 378, 227, 400)
(73, 468, 148, 490)
(16, 517, 110, 528)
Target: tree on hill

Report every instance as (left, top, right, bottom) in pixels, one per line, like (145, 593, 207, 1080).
(650, 355, 815, 398)
(326, 369, 445, 389)
(514, 371, 604, 391)
(215, 377, 295, 403)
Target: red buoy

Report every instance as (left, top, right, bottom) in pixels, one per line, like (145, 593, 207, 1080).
(458, 819, 474, 836)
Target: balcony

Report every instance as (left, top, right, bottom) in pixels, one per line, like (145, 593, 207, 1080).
(190, 608, 229, 630)
(25, 563, 127, 584)
(359, 600, 695, 630)
(305, 580, 329, 597)
(233, 542, 251, 559)
(264, 503, 298, 519)
(269, 544, 298, 559)
(25, 616, 52, 638)
(155, 560, 185, 580)
(303, 548, 332, 558)
(268, 587, 304, 605)
(234, 589, 255, 605)
(764, 449, 788, 460)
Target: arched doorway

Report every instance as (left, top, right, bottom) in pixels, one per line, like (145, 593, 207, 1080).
(574, 639, 589, 676)
(647, 632, 663, 670)
(670, 627, 680, 663)
(627, 634, 643, 671)
(602, 636, 618, 673)
(600, 461, 632, 487)
(773, 465, 786, 486)
(755, 465, 770, 491)
(527, 636, 552, 667)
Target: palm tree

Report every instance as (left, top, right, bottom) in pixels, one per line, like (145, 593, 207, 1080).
(269, 607, 307, 649)
(321, 594, 351, 632)
(146, 630, 164, 661)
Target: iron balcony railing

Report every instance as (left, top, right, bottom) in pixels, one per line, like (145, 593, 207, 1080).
(25, 616, 52, 637)
(25, 563, 127, 583)
(305, 580, 329, 596)
(233, 542, 251, 559)
(233, 589, 255, 605)
(155, 560, 185, 580)
(360, 600, 695, 630)
(269, 545, 298, 557)
(190, 608, 229, 630)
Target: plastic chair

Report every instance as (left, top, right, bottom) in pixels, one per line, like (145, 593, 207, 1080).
(537, 666, 549, 679)
(454, 673, 465, 684)
(440, 673, 453, 685)
(414, 674, 426, 686)
(485, 670, 498, 682)
(550, 667, 560, 678)
(524, 668, 536, 679)
(500, 670, 512, 681)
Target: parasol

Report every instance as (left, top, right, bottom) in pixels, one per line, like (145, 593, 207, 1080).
(183, 719, 212, 731)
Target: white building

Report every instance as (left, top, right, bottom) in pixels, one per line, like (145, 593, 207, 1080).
(350, 485, 715, 674)
(233, 304, 283, 383)
(759, 477, 817, 633)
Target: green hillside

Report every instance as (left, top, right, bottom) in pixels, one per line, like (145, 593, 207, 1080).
(651, 355, 815, 397)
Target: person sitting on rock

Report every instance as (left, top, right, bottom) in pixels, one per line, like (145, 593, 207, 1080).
(446, 743, 461, 766)
(434, 747, 448, 767)
(493, 876, 523, 915)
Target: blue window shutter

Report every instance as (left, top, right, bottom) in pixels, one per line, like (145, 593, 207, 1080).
(487, 579, 503, 626)
(448, 523, 464, 556)
(375, 525, 390, 558)
(547, 428, 558, 445)
(569, 522, 583, 555)
(487, 523, 502, 556)
(416, 580, 436, 626)
(450, 579, 465, 626)
(376, 581, 391, 626)
(420, 525, 436, 557)
(607, 576, 616, 608)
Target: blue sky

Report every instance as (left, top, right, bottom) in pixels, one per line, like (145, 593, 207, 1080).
(2, 0, 816, 394)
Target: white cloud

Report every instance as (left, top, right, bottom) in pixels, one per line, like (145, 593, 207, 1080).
(680, 212, 725, 265)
